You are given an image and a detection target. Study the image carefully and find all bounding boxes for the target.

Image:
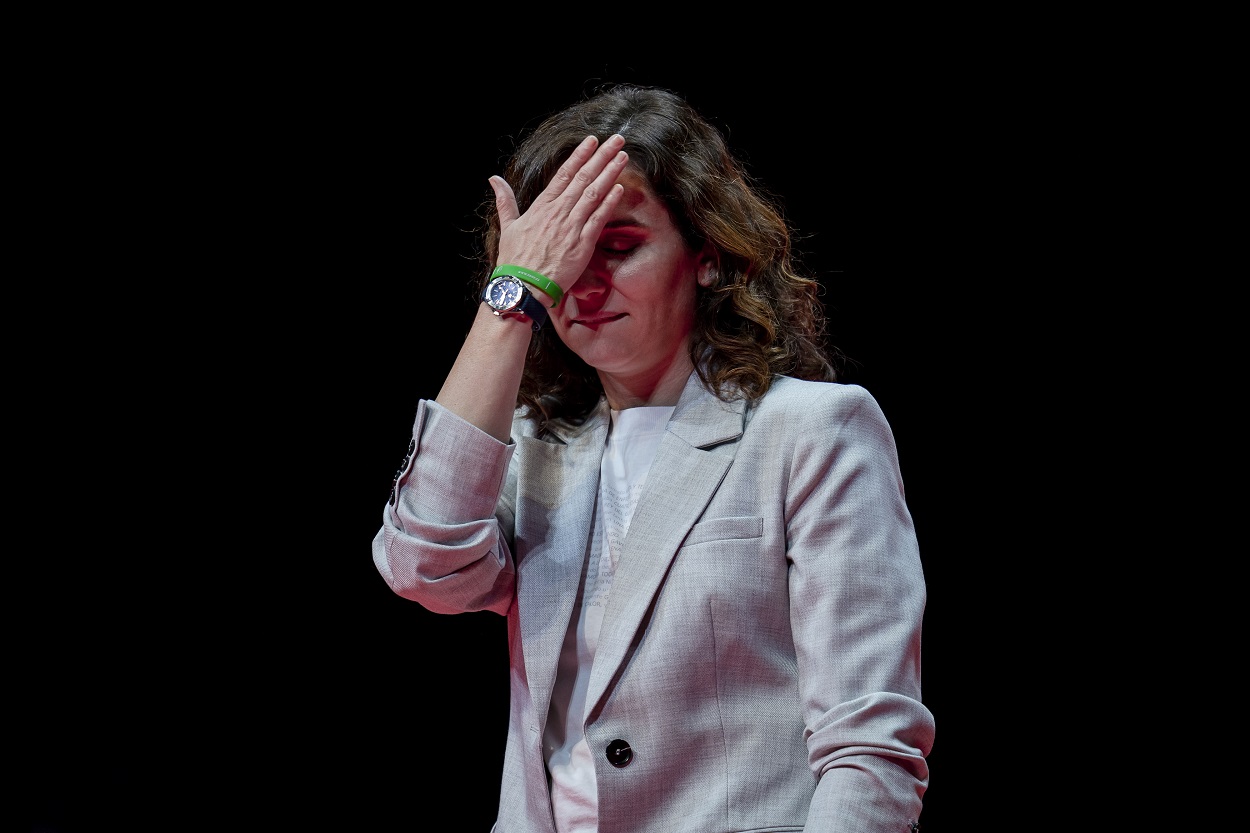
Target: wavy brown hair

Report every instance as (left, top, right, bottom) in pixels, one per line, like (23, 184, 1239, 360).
(478, 84, 839, 433)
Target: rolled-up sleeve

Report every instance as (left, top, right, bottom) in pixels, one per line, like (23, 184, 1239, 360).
(372, 399, 518, 616)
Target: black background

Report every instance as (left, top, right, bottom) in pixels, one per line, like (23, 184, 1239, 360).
(20, 52, 1015, 832)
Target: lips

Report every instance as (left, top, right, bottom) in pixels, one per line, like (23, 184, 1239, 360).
(572, 313, 626, 327)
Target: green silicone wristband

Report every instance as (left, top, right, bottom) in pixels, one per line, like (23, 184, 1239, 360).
(492, 265, 562, 308)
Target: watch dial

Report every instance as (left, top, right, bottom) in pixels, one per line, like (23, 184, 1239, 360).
(488, 278, 521, 309)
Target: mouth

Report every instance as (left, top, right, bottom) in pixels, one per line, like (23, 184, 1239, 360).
(572, 313, 626, 328)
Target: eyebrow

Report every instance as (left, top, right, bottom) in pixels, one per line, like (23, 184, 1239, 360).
(603, 218, 649, 230)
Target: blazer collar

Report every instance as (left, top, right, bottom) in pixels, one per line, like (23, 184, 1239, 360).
(543, 369, 747, 451)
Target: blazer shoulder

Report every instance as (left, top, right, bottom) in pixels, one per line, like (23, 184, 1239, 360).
(759, 377, 884, 420)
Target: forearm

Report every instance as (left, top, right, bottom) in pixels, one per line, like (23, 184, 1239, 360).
(435, 303, 534, 443)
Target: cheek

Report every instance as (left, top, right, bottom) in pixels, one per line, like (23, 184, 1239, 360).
(617, 255, 698, 300)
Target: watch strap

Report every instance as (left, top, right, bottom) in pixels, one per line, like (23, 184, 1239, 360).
(514, 288, 548, 332)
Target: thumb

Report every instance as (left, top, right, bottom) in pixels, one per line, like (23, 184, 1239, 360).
(489, 176, 519, 227)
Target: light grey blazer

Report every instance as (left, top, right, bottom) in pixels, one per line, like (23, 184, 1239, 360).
(373, 371, 934, 833)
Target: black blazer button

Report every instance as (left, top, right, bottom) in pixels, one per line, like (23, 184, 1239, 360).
(605, 739, 633, 768)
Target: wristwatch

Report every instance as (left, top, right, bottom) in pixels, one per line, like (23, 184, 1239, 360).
(482, 275, 548, 332)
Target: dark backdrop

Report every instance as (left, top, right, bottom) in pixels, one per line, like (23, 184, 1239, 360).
(21, 55, 1001, 832)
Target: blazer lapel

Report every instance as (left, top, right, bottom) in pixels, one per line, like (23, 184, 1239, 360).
(586, 374, 746, 710)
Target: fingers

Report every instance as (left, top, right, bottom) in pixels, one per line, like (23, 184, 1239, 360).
(544, 134, 627, 210)
(489, 133, 624, 230)
(577, 143, 628, 226)
(541, 134, 607, 202)
(587, 181, 626, 232)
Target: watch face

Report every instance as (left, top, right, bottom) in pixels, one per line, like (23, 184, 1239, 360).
(486, 277, 523, 311)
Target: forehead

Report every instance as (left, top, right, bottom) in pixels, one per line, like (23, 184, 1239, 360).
(613, 167, 666, 218)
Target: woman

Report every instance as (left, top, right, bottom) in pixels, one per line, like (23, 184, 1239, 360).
(373, 84, 933, 832)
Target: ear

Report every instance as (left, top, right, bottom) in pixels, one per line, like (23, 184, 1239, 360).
(696, 247, 719, 288)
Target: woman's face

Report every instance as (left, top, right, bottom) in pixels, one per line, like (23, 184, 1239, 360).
(550, 168, 708, 394)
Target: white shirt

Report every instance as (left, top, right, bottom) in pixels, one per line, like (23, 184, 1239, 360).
(545, 405, 673, 833)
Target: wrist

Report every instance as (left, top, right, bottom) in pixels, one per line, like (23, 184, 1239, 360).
(481, 274, 548, 332)
(492, 265, 563, 308)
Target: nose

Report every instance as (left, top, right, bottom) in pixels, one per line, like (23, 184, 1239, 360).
(567, 258, 610, 302)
